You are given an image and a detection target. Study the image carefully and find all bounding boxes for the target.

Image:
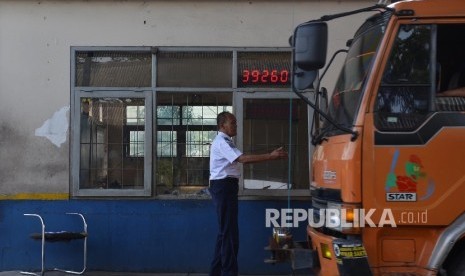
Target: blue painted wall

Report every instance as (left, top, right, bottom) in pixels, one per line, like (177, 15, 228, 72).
(0, 199, 310, 274)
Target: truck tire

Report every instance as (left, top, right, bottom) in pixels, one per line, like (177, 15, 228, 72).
(441, 239, 465, 276)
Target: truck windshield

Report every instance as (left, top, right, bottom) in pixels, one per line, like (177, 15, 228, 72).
(325, 13, 388, 133)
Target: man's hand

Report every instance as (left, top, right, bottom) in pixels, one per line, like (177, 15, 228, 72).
(270, 147, 288, 160)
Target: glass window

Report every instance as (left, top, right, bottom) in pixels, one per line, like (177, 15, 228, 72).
(186, 131, 217, 157)
(327, 14, 385, 132)
(157, 52, 232, 87)
(376, 24, 433, 131)
(126, 105, 146, 157)
(157, 106, 180, 125)
(80, 97, 146, 190)
(127, 106, 145, 125)
(242, 99, 309, 190)
(75, 51, 151, 87)
(129, 131, 145, 157)
(435, 24, 465, 111)
(72, 47, 300, 197)
(155, 93, 232, 195)
(382, 25, 431, 85)
(182, 106, 230, 125)
(157, 131, 177, 157)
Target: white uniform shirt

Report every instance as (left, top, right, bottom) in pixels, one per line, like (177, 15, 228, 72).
(209, 131, 243, 180)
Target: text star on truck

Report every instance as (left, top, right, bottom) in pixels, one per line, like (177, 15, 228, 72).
(291, 0, 465, 275)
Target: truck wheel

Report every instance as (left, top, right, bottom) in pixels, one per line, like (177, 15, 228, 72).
(442, 239, 465, 276)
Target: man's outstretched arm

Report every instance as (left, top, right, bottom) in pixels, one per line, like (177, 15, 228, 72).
(236, 147, 288, 164)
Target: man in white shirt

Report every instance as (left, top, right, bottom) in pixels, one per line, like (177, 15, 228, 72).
(209, 111, 287, 276)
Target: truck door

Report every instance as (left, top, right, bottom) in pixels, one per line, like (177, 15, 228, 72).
(363, 20, 465, 265)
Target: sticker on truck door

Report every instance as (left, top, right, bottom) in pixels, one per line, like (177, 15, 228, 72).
(323, 170, 337, 183)
(385, 149, 435, 201)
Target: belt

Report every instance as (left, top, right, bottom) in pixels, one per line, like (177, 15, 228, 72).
(209, 177, 239, 187)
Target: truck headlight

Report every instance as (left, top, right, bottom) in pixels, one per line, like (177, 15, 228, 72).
(326, 202, 361, 234)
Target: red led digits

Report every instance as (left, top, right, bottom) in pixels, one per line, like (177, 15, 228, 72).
(252, 70, 260, 82)
(280, 70, 289, 83)
(242, 70, 250, 83)
(241, 69, 289, 85)
(261, 70, 269, 83)
(270, 70, 278, 83)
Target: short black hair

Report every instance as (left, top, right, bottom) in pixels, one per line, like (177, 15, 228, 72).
(217, 111, 232, 128)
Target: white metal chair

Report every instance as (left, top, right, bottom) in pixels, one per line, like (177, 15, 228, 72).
(21, 213, 88, 276)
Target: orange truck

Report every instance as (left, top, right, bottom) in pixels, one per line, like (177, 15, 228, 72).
(291, 0, 465, 275)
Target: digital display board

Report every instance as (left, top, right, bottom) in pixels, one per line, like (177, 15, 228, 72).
(237, 52, 291, 89)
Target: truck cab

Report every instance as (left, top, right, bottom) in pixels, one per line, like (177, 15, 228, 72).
(292, 0, 465, 275)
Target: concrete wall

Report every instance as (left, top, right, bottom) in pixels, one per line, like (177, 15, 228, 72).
(0, 0, 375, 196)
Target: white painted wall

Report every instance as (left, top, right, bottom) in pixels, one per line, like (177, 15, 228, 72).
(0, 0, 375, 195)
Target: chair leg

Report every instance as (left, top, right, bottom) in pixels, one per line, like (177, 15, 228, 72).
(53, 213, 87, 275)
(21, 214, 45, 276)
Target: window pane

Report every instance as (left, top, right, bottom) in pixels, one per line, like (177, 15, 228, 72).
(129, 130, 145, 157)
(183, 106, 202, 125)
(382, 25, 431, 85)
(157, 106, 180, 125)
(157, 52, 232, 87)
(186, 131, 217, 157)
(79, 97, 145, 189)
(75, 51, 151, 87)
(156, 93, 232, 195)
(127, 106, 145, 125)
(182, 105, 232, 125)
(242, 99, 309, 190)
(329, 20, 384, 129)
(157, 131, 177, 157)
(376, 25, 432, 131)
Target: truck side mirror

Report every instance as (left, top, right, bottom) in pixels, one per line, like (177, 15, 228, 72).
(292, 21, 328, 90)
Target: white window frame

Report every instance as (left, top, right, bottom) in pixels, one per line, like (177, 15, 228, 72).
(234, 91, 313, 197)
(71, 89, 153, 197)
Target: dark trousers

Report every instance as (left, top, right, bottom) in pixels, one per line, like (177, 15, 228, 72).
(209, 177, 239, 276)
